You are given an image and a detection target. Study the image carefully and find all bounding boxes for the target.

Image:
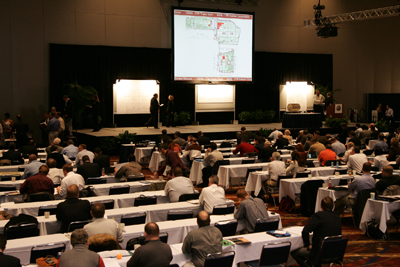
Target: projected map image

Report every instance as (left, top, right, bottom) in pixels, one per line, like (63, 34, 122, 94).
(174, 9, 253, 82)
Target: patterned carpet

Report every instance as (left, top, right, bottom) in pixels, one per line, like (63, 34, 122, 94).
(135, 162, 400, 266)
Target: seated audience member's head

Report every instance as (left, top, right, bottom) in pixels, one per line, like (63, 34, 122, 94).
(78, 144, 87, 151)
(67, 139, 74, 146)
(378, 133, 385, 141)
(53, 138, 61, 145)
(91, 202, 106, 219)
(209, 175, 219, 186)
(294, 143, 305, 152)
(330, 137, 337, 143)
(284, 129, 291, 136)
(341, 122, 347, 129)
(382, 165, 394, 177)
(347, 142, 354, 150)
(236, 189, 249, 201)
(310, 138, 317, 145)
(174, 131, 181, 138)
(62, 164, 73, 175)
(374, 147, 384, 156)
(187, 135, 193, 142)
(306, 133, 313, 141)
(144, 222, 160, 240)
(277, 133, 283, 139)
(50, 145, 59, 153)
(82, 155, 90, 164)
(0, 234, 7, 252)
(362, 162, 372, 173)
(47, 158, 57, 169)
(325, 134, 331, 140)
(197, 131, 203, 137)
(67, 184, 80, 199)
(162, 129, 167, 135)
(264, 140, 272, 148)
(191, 137, 198, 144)
(348, 131, 355, 138)
(241, 126, 246, 133)
(56, 112, 61, 118)
(128, 154, 136, 162)
(159, 143, 168, 154)
(172, 167, 183, 178)
(71, 229, 89, 247)
(197, 211, 211, 227)
(353, 146, 361, 154)
(38, 165, 49, 175)
(241, 138, 247, 144)
(271, 152, 281, 161)
(325, 144, 333, 150)
(94, 147, 102, 156)
(256, 137, 263, 145)
(210, 143, 217, 151)
(321, 196, 334, 211)
(314, 131, 320, 137)
(29, 154, 37, 162)
(8, 142, 16, 150)
(391, 138, 399, 148)
(28, 139, 36, 146)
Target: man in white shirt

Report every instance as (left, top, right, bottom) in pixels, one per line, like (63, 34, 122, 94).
(264, 152, 286, 187)
(313, 90, 325, 115)
(57, 164, 85, 198)
(268, 129, 282, 141)
(203, 143, 224, 168)
(199, 175, 226, 214)
(340, 142, 354, 163)
(347, 146, 368, 173)
(46, 158, 64, 184)
(164, 167, 195, 202)
(84, 202, 124, 243)
(373, 147, 389, 171)
(75, 144, 95, 165)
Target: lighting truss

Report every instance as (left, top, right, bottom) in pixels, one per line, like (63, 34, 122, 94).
(304, 5, 400, 27)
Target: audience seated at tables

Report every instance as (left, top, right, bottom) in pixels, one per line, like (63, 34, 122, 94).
(182, 211, 222, 267)
(93, 147, 111, 173)
(233, 138, 258, 157)
(57, 164, 85, 198)
(234, 189, 269, 233)
(203, 143, 224, 168)
(348, 130, 361, 147)
(347, 146, 368, 173)
(77, 155, 101, 182)
(254, 136, 265, 153)
(159, 129, 171, 144)
(372, 133, 389, 152)
(45, 137, 63, 155)
(303, 133, 313, 152)
(155, 143, 187, 177)
(19, 139, 38, 157)
(46, 158, 64, 184)
(283, 129, 293, 143)
(56, 184, 91, 233)
(258, 140, 276, 162)
(199, 175, 226, 214)
(286, 151, 306, 178)
(62, 139, 79, 159)
(340, 142, 354, 163)
(1, 142, 23, 164)
(318, 143, 337, 166)
(57, 229, 105, 267)
(308, 138, 325, 157)
(164, 167, 195, 202)
(114, 154, 142, 182)
(127, 222, 172, 267)
(0, 234, 21, 267)
(373, 147, 389, 171)
(47, 145, 72, 168)
(375, 165, 400, 194)
(334, 162, 375, 214)
(19, 164, 54, 198)
(173, 131, 186, 148)
(75, 144, 95, 166)
(197, 131, 210, 146)
(291, 196, 341, 267)
(387, 137, 400, 161)
(331, 137, 346, 157)
(268, 128, 282, 141)
(263, 152, 285, 188)
(84, 202, 124, 243)
(272, 133, 289, 149)
(23, 154, 45, 179)
(236, 126, 254, 144)
(314, 131, 326, 146)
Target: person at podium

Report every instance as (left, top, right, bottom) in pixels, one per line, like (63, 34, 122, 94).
(313, 90, 325, 120)
(325, 91, 334, 107)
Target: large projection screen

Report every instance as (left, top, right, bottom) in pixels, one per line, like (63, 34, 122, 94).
(173, 8, 254, 82)
(195, 84, 235, 113)
(113, 80, 159, 114)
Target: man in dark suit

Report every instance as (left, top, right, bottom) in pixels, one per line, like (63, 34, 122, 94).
(56, 184, 92, 233)
(292, 196, 342, 267)
(158, 129, 171, 144)
(77, 155, 101, 182)
(0, 234, 21, 267)
(93, 147, 111, 173)
(1, 142, 23, 164)
(197, 131, 210, 146)
(258, 141, 276, 162)
(236, 127, 254, 144)
(47, 145, 67, 169)
(145, 93, 159, 129)
(272, 133, 289, 149)
(375, 165, 400, 194)
(19, 139, 38, 158)
(166, 95, 176, 127)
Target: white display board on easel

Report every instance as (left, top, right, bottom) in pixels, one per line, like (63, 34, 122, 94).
(279, 82, 314, 112)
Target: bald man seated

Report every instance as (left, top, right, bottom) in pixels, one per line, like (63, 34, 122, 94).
(127, 222, 172, 267)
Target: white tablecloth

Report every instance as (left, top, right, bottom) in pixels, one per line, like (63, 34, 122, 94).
(245, 171, 269, 196)
(134, 147, 153, 163)
(360, 198, 400, 233)
(218, 162, 270, 189)
(314, 187, 350, 213)
(91, 181, 150, 196)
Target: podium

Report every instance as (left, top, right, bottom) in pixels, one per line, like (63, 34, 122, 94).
(326, 104, 343, 119)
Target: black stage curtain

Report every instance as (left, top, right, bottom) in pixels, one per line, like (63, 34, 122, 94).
(50, 44, 332, 127)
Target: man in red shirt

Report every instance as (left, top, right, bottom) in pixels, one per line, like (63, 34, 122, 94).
(233, 139, 259, 157)
(155, 143, 187, 177)
(19, 165, 54, 196)
(318, 143, 337, 166)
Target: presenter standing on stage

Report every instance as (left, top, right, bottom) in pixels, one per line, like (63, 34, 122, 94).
(166, 95, 176, 127)
(313, 90, 325, 120)
(145, 93, 160, 129)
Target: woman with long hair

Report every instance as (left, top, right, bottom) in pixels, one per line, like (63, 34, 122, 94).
(286, 151, 306, 178)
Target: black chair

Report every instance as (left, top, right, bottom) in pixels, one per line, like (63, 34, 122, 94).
(134, 195, 157, 206)
(109, 185, 130, 195)
(214, 220, 238, 237)
(87, 177, 107, 185)
(295, 171, 311, 178)
(0, 185, 17, 192)
(167, 210, 193, 220)
(127, 174, 145, 182)
(139, 232, 168, 245)
(121, 212, 146, 226)
(265, 175, 289, 207)
(363, 149, 374, 156)
(220, 149, 231, 153)
(254, 218, 280, 233)
(212, 204, 235, 215)
(306, 161, 315, 168)
(244, 241, 291, 267)
(68, 220, 92, 232)
(212, 160, 230, 175)
(11, 160, 21, 165)
(6, 223, 39, 240)
(38, 205, 58, 216)
(222, 154, 231, 158)
(204, 251, 235, 267)
(241, 159, 255, 164)
(30, 243, 66, 263)
(0, 176, 12, 181)
(91, 199, 115, 209)
(319, 235, 349, 267)
(18, 166, 25, 172)
(26, 192, 55, 202)
(178, 193, 200, 202)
